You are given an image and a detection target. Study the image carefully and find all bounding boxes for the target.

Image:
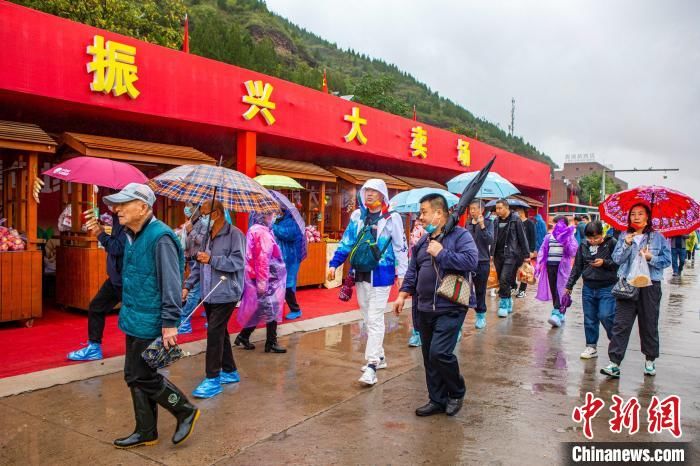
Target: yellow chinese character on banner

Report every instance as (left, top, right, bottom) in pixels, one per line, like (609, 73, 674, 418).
(343, 107, 368, 144)
(86, 35, 140, 99)
(457, 139, 471, 166)
(242, 80, 276, 125)
(410, 126, 428, 158)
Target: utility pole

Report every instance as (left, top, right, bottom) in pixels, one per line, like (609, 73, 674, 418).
(509, 98, 515, 137)
(601, 167, 680, 202)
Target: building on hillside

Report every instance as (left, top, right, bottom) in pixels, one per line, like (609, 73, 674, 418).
(551, 153, 629, 206)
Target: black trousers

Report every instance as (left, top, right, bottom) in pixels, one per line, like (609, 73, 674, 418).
(285, 288, 300, 312)
(547, 263, 561, 310)
(88, 280, 122, 344)
(204, 301, 237, 378)
(494, 256, 518, 299)
(472, 261, 490, 314)
(416, 310, 467, 407)
(124, 335, 165, 397)
(608, 282, 661, 365)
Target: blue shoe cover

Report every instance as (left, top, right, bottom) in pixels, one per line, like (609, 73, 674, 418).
(192, 377, 223, 398)
(220, 370, 240, 384)
(67, 342, 103, 361)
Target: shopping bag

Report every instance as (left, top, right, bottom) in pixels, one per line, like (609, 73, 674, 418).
(487, 261, 499, 289)
(627, 252, 652, 288)
(339, 272, 355, 301)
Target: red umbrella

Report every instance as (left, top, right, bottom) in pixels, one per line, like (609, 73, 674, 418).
(599, 185, 700, 237)
(43, 157, 148, 189)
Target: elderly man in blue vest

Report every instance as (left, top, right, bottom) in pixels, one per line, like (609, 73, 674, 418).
(103, 183, 200, 449)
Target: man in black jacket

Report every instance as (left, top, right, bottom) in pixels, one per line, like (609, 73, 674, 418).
(467, 200, 493, 329)
(564, 221, 618, 359)
(393, 194, 478, 418)
(492, 199, 529, 318)
(67, 207, 126, 361)
(515, 207, 536, 298)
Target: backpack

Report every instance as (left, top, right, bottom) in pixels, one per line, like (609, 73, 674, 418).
(348, 212, 394, 273)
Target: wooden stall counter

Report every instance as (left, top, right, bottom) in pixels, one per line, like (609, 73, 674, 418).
(296, 241, 326, 287)
(0, 250, 42, 325)
(56, 233, 109, 311)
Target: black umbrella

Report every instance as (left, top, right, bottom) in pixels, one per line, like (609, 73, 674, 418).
(440, 156, 497, 239)
(484, 198, 529, 209)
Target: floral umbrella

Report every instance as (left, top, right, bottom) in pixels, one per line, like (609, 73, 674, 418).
(599, 185, 700, 237)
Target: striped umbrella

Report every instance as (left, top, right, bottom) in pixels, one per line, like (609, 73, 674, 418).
(149, 164, 279, 214)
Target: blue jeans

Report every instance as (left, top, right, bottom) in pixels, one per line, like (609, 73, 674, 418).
(581, 284, 615, 346)
(671, 248, 686, 274)
(472, 261, 491, 314)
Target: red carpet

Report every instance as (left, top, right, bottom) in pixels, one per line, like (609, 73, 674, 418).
(0, 286, 398, 379)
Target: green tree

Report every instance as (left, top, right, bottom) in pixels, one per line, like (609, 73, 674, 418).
(351, 74, 410, 117)
(578, 172, 621, 205)
(13, 0, 186, 49)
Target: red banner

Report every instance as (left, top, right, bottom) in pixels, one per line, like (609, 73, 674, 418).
(0, 1, 550, 191)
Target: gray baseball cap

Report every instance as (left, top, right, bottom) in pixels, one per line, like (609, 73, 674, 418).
(103, 183, 156, 207)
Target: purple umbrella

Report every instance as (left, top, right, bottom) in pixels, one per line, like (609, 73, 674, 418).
(270, 190, 308, 260)
(560, 293, 573, 314)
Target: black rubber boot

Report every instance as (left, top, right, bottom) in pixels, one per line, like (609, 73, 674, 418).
(234, 327, 256, 350)
(153, 379, 200, 445)
(264, 321, 286, 353)
(114, 387, 159, 449)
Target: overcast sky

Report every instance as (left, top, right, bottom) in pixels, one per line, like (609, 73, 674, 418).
(266, 0, 700, 200)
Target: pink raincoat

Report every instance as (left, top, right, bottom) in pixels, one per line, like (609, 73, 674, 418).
(237, 221, 287, 327)
(535, 221, 578, 303)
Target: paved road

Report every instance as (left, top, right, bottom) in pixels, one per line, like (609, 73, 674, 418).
(1, 267, 698, 465)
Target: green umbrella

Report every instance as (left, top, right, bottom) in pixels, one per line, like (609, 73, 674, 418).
(254, 174, 304, 190)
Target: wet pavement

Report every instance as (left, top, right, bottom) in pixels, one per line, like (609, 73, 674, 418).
(1, 266, 698, 465)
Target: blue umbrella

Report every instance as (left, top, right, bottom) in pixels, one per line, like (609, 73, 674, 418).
(389, 188, 459, 213)
(447, 171, 519, 198)
(484, 198, 529, 209)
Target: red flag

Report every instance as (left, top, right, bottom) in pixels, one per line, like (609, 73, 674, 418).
(182, 14, 189, 53)
(413, 104, 417, 121)
(322, 69, 329, 93)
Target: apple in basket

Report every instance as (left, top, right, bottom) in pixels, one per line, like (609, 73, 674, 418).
(0, 243, 8, 252)
(10, 238, 25, 251)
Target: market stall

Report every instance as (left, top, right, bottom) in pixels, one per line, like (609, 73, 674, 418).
(0, 120, 56, 326)
(256, 156, 337, 287)
(54, 132, 214, 311)
(328, 166, 411, 236)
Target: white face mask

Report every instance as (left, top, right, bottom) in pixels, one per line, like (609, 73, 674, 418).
(199, 214, 211, 228)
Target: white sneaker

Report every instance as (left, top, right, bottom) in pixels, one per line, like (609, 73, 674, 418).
(644, 360, 656, 376)
(361, 358, 387, 372)
(358, 367, 378, 385)
(580, 347, 598, 359)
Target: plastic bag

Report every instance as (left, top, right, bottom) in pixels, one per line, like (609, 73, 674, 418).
(487, 261, 499, 289)
(517, 261, 537, 286)
(627, 252, 652, 287)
